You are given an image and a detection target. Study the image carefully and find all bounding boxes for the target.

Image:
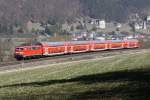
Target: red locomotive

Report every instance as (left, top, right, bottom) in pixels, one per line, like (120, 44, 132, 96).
(14, 39, 140, 60)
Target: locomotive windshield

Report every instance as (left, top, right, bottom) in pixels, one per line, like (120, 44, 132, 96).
(16, 48, 24, 51)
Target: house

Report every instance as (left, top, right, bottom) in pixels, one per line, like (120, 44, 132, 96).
(134, 23, 141, 30)
(98, 20, 106, 29)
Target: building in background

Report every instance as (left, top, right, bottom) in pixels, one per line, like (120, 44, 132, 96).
(98, 20, 106, 29)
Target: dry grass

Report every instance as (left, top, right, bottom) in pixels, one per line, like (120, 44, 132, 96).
(0, 51, 150, 99)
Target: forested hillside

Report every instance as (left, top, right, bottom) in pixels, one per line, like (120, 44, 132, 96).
(0, 0, 80, 30)
(0, 0, 150, 33)
(81, 0, 150, 22)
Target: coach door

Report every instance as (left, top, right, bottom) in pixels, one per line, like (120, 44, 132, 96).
(44, 47, 49, 55)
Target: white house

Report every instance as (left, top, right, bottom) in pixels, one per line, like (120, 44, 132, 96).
(134, 23, 142, 30)
(97, 20, 106, 29)
(147, 16, 150, 21)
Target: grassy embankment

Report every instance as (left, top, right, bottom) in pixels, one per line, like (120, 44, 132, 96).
(0, 51, 150, 100)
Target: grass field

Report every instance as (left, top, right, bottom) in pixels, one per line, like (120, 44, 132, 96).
(0, 51, 150, 100)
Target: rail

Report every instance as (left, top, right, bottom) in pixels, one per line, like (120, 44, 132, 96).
(0, 48, 147, 72)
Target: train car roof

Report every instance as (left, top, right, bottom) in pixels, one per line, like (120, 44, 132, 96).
(40, 42, 68, 46)
(70, 41, 90, 45)
(16, 39, 138, 47)
(40, 40, 123, 46)
(124, 39, 138, 42)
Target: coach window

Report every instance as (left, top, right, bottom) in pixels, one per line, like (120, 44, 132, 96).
(36, 47, 40, 50)
(32, 47, 40, 50)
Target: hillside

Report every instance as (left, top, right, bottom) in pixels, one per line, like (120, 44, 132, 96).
(0, 0, 150, 34)
(81, 0, 150, 22)
(0, 51, 150, 99)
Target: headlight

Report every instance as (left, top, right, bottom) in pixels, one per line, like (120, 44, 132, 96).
(15, 52, 23, 55)
(19, 52, 24, 54)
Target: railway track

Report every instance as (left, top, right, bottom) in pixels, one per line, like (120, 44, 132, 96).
(0, 48, 148, 72)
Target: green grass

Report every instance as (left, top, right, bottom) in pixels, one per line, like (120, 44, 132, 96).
(0, 51, 150, 100)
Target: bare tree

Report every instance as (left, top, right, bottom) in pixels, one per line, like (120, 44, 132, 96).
(0, 38, 15, 62)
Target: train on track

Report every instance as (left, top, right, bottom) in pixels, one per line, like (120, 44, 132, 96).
(14, 39, 140, 60)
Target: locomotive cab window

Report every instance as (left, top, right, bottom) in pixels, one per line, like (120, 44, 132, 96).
(27, 47, 40, 50)
(32, 47, 40, 50)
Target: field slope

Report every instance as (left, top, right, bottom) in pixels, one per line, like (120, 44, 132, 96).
(0, 51, 150, 100)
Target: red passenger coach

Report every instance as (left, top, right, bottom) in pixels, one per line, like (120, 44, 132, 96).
(41, 42, 69, 56)
(70, 41, 90, 53)
(14, 39, 140, 60)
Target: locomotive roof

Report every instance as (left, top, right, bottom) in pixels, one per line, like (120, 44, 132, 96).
(16, 45, 41, 48)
